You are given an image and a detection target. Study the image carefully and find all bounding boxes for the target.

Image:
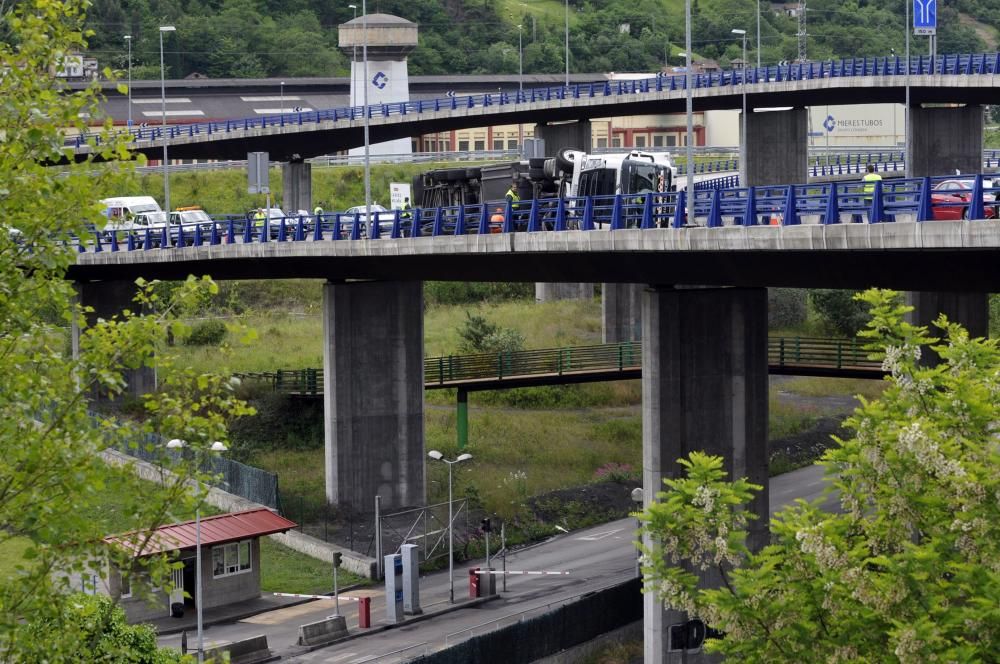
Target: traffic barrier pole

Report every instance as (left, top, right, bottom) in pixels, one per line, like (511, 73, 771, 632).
(469, 567, 480, 598)
(358, 596, 371, 628)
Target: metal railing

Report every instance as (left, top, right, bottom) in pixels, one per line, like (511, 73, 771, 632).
(235, 337, 882, 396)
(75, 172, 1000, 252)
(67, 52, 1000, 150)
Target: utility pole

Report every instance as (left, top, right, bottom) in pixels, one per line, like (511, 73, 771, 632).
(797, 0, 807, 62)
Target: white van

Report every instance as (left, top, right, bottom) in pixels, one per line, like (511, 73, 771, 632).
(100, 196, 169, 234)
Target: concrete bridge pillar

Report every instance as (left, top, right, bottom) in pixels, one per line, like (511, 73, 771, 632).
(602, 283, 643, 343)
(322, 280, 425, 512)
(906, 105, 984, 178)
(75, 280, 156, 399)
(533, 120, 593, 301)
(535, 282, 594, 303)
(904, 106, 987, 349)
(905, 291, 989, 364)
(533, 120, 592, 154)
(744, 107, 808, 186)
(281, 161, 312, 214)
(641, 286, 769, 664)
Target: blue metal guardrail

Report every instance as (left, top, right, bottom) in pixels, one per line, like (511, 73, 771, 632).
(78, 173, 999, 253)
(68, 52, 1000, 149)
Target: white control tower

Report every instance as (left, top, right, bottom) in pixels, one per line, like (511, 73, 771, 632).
(339, 13, 417, 157)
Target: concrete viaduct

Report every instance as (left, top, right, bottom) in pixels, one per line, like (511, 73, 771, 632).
(72, 57, 998, 662)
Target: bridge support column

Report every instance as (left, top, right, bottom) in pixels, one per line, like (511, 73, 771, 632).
(904, 106, 987, 356)
(322, 280, 424, 512)
(535, 282, 594, 302)
(533, 120, 593, 301)
(906, 105, 983, 177)
(744, 108, 808, 186)
(602, 283, 643, 343)
(905, 291, 989, 364)
(282, 161, 312, 214)
(75, 280, 156, 400)
(533, 119, 591, 154)
(641, 286, 768, 664)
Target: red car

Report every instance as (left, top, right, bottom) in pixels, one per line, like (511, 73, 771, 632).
(930, 179, 998, 220)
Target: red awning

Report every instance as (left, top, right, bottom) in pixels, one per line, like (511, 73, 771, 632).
(106, 508, 297, 557)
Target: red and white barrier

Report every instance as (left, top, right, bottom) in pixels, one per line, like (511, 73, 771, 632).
(273, 593, 372, 628)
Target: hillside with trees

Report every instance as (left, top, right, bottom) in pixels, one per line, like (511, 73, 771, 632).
(81, 0, 999, 81)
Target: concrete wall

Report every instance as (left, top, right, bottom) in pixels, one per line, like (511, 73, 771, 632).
(349, 59, 412, 156)
(202, 538, 262, 610)
(602, 283, 643, 343)
(323, 280, 425, 512)
(907, 105, 984, 178)
(282, 162, 312, 214)
(641, 286, 768, 664)
(75, 280, 155, 399)
(535, 282, 594, 302)
(744, 107, 808, 186)
(534, 120, 592, 154)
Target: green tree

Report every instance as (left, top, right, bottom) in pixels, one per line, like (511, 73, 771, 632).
(21, 594, 181, 664)
(809, 288, 870, 337)
(0, 1, 252, 660)
(639, 289, 1000, 661)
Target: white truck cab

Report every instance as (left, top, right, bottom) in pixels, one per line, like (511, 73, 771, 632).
(568, 150, 676, 199)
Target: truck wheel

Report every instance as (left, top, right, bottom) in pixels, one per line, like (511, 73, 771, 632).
(556, 148, 577, 173)
(528, 158, 545, 169)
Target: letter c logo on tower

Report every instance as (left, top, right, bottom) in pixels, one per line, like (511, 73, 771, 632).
(372, 72, 388, 90)
(823, 115, 836, 133)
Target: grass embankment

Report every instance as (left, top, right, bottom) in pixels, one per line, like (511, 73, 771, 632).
(1, 476, 364, 597)
(97, 161, 467, 217)
(179, 291, 880, 527)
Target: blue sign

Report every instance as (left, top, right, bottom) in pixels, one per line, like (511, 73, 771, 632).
(823, 115, 836, 133)
(913, 0, 936, 35)
(372, 71, 388, 90)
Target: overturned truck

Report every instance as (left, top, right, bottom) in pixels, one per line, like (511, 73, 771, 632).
(409, 149, 677, 232)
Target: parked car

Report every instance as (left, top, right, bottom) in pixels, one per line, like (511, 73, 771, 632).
(930, 179, 998, 220)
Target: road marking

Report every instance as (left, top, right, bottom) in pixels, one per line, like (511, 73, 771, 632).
(241, 602, 327, 624)
(475, 570, 570, 575)
(140, 110, 205, 117)
(241, 95, 302, 102)
(575, 528, 623, 541)
(252, 107, 313, 114)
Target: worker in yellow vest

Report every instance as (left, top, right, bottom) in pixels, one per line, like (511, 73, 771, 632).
(860, 164, 882, 222)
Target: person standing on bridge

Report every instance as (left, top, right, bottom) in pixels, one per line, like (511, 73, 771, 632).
(313, 203, 324, 218)
(858, 164, 882, 223)
(253, 208, 266, 237)
(505, 177, 521, 206)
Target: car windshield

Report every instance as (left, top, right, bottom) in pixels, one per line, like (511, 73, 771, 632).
(180, 210, 212, 223)
(142, 211, 168, 224)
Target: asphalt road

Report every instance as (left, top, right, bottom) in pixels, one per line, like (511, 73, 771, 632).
(158, 463, 834, 663)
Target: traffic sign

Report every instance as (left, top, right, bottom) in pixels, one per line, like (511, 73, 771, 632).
(914, 0, 936, 35)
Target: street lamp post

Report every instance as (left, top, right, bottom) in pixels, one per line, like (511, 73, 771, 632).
(732, 29, 748, 186)
(348, 4, 358, 68)
(159, 26, 175, 214)
(427, 450, 473, 603)
(564, 0, 569, 87)
(756, 0, 761, 69)
(362, 0, 372, 233)
(517, 23, 524, 152)
(124, 35, 132, 129)
(166, 439, 228, 664)
(905, 0, 911, 178)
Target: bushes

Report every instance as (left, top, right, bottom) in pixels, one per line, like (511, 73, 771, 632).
(184, 319, 227, 346)
(808, 289, 870, 337)
(767, 288, 807, 330)
(457, 311, 525, 353)
(426, 282, 533, 306)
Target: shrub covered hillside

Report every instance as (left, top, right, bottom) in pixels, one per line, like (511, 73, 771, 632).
(84, 0, 997, 82)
